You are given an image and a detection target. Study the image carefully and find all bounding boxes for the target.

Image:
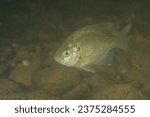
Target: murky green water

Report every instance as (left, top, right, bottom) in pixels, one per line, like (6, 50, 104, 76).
(0, 0, 149, 99)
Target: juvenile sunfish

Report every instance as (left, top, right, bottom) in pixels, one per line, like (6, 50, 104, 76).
(54, 23, 131, 73)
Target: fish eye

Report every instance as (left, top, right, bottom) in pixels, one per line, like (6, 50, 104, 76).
(63, 50, 70, 57)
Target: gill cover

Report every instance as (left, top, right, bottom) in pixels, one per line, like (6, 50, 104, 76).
(62, 42, 80, 66)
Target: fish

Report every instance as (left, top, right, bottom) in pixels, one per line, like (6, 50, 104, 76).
(54, 23, 131, 73)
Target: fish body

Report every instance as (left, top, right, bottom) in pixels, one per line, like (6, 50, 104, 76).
(54, 23, 131, 73)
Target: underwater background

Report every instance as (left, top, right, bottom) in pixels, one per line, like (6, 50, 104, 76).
(0, 0, 149, 99)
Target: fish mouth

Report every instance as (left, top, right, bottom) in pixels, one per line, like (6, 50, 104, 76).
(54, 55, 71, 66)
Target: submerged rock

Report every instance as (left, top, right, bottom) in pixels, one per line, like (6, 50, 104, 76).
(32, 64, 81, 96)
(0, 45, 17, 77)
(9, 63, 40, 86)
(85, 74, 115, 99)
(0, 78, 60, 99)
(141, 78, 150, 98)
(62, 83, 89, 100)
(17, 91, 60, 100)
(96, 84, 145, 100)
(9, 61, 39, 86)
(84, 73, 146, 99)
(0, 79, 20, 92)
(0, 79, 21, 99)
(9, 45, 40, 86)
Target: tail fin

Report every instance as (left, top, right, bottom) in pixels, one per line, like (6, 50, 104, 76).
(117, 24, 131, 51)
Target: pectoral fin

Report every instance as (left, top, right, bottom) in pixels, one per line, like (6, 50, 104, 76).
(80, 65, 95, 73)
(117, 24, 131, 51)
(94, 50, 114, 65)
